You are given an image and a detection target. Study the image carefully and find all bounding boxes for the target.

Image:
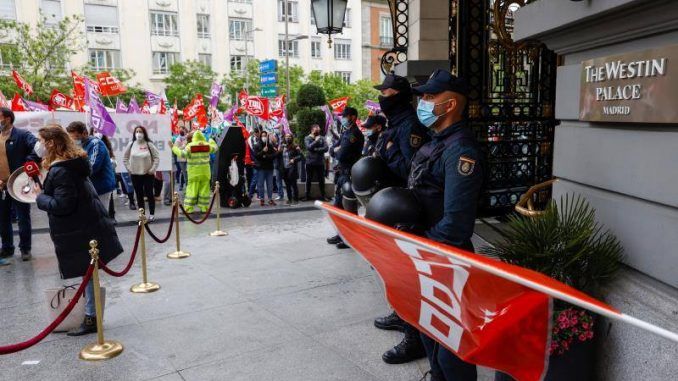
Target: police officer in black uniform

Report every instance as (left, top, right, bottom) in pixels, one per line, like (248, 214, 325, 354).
(326, 107, 364, 249)
(409, 69, 484, 381)
(362, 115, 386, 157)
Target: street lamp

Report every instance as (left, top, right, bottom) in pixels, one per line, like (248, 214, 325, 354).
(311, 0, 348, 48)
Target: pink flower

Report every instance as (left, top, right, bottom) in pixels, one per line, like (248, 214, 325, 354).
(578, 334, 586, 341)
(582, 322, 589, 329)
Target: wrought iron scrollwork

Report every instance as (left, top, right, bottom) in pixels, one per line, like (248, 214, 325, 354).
(381, 0, 409, 75)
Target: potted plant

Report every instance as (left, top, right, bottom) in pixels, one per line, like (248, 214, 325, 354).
(481, 194, 624, 381)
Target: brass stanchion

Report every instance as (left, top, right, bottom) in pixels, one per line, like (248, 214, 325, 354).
(209, 181, 227, 237)
(167, 192, 191, 259)
(80, 240, 124, 361)
(131, 209, 160, 293)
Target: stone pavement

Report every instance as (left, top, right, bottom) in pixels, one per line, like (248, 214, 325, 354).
(0, 198, 496, 381)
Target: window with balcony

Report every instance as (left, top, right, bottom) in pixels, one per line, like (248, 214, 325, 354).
(379, 16, 393, 46)
(0, 0, 16, 20)
(278, 36, 299, 58)
(198, 53, 212, 68)
(311, 38, 321, 59)
(40, 0, 62, 24)
(335, 71, 351, 84)
(230, 55, 248, 73)
(334, 40, 351, 60)
(152, 51, 179, 74)
(85, 4, 119, 34)
(277, 0, 298, 23)
(151, 12, 179, 37)
(343, 8, 351, 28)
(89, 49, 121, 71)
(229, 18, 253, 40)
(197, 14, 210, 38)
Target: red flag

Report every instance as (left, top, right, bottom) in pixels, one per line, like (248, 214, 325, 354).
(0, 90, 9, 108)
(197, 111, 208, 128)
(244, 96, 270, 120)
(141, 100, 151, 114)
(270, 95, 285, 118)
(95, 72, 127, 96)
(49, 89, 73, 110)
(329, 96, 349, 113)
(238, 90, 248, 107)
(159, 99, 167, 115)
(11, 93, 27, 111)
(71, 71, 87, 111)
(183, 94, 206, 121)
(240, 126, 253, 165)
(11, 70, 33, 95)
(170, 102, 180, 135)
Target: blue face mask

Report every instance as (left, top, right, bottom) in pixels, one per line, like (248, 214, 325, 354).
(340, 117, 350, 128)
(417, 99, 450, 128)
(365, 129, 374, 137)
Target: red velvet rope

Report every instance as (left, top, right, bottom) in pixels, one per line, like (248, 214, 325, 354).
(179, 191, 216, 225)
(0, 265, 94, 355)
(144, 203, 176, 243)
(98, 224, 142, 277)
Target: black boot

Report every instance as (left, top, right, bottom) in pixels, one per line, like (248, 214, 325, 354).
(0, 248, 14, 258)
(327, 235, 342, 245)
(336, 240, 350, 249)
(374, 311, 406, 332)
(67, 315, 97, 336)
(382, 323, 426, 364)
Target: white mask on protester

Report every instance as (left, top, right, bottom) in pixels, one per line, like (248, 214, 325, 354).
(135, 132, 144, 141)
(34, 141, 46, 158)
(262, 137, 268, 143)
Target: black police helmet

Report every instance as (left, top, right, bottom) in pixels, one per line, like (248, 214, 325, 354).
(341, 181, 356, 199)
(351, 156, 395, 206)
(365, 187, 424, 230)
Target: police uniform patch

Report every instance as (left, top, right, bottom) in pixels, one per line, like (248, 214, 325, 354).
(410, 134, 422, 148)
(457, 156, 476, 176)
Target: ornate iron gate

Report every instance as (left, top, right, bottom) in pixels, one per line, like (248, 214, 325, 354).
(453, 0, 557, 216)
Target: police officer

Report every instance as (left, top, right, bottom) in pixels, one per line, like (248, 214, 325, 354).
(326, 107, 364, 249)
(409, 69, 484, 381)
(375, 74, 430, 182)
(362, 115, 386, 157)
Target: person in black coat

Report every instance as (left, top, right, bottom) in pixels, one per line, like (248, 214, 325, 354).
(281, 134, 304, 205)
(34, 125, 123, 337)
(252, 130, 278, 206)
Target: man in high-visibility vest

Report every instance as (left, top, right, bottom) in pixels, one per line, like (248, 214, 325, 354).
(169, 130, 218, 213)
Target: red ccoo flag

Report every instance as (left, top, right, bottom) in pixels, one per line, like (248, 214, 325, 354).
(11, 70, 33, 96)
(96, 72, 127, 96)
(328, 96, 349, 113)
(49, 89, 73, 110)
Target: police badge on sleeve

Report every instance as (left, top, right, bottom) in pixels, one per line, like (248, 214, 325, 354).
(410, 134, 422, 148)
(457, 156, 476, 176)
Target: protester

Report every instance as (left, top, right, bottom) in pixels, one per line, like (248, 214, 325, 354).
(123, 126, 160, 221)
(34, 125, 123, 336)
(247, 127, 261, 199)
(66, 122, 116, 216)
(271, 133, 285, 201)
(252, 130, 277, 206)
(303, 124, 329, 201)
(281, 134, 303, 205)
(174, 128, 188, 191)
(117, 172, 136, 210)
(170, 130, 217, 213)
(0, 107, 38, 262)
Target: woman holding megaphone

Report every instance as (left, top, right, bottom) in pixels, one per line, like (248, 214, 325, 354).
(32, 125, 123, 337)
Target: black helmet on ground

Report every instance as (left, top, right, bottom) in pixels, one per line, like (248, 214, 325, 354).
(365, 187, 424, 233)
(351, 156, 396, 207)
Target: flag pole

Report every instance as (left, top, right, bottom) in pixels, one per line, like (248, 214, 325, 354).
(105, 95, 115, 109)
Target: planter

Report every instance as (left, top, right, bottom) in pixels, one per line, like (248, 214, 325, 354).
(494, 337, 596, 381)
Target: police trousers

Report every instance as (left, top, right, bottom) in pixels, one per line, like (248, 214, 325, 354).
(421, 333, 477, 381)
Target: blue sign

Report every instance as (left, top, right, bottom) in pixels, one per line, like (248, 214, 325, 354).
(260, 73, 277, 85)
(259, 60, 277, 73)
(261, 86, 277, 97)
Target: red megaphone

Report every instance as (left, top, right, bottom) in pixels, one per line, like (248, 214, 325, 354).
(23, 161, 42, 189)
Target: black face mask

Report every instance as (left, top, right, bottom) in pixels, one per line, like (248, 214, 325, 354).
(378, 92, 411, 116)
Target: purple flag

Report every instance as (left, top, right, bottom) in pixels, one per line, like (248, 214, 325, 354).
(210, 82, 223, 108)
(223, 103, 238, 123)
(128, 97, 140, 113)
(115, 98, 128, 113)
(85, 80, 117, 137)
(145, 90, 161, 106)
(321, 105, 333, 134)
(365, 100, 381, 115)
(23, 99, 49, 111)
(281, 108, 292, 136)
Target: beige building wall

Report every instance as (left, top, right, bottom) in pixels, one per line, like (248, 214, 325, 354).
(4, 0, 363, 93)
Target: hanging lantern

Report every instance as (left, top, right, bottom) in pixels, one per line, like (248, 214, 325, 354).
(311, 0, 348, 48)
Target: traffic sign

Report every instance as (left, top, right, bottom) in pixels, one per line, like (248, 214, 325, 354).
(260, 73, 277, 86)
(259, 60, 277, 73)
(261, 86, 277, 97)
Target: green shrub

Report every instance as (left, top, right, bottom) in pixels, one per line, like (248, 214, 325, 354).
(296, 84, 326, 108)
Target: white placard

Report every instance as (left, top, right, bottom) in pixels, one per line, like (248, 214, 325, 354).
(13, 111, 173, 171)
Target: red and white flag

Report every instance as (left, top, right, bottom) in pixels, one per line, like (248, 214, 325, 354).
(96, 72, 127, 96)
(317, 203, 677, 381)
(170, 102, 180, 135)
(49, 89, 73, 110)
(270, 95, 285, 118)
(328, 96, 349, 114)
(141, 100, 151, 114)
(244, 96, 270, 120)
(183, 94, 206, 121)
(11, 70, 33, 96)
(159, 99, 167, 115)
(238, 89, 249, 108)
(11, 93, 27, 111)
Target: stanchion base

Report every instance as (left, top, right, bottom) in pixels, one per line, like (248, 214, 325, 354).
(209, 230, 228, 237)
(167, 250, 191, 259)
(79, 340, 124, 361)
(130, 282, 160, 293)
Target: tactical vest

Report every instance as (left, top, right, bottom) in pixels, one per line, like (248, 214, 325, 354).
(408, 127, 475, 229)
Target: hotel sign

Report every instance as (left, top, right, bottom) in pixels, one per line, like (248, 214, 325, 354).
(580, 45, 678, 123)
